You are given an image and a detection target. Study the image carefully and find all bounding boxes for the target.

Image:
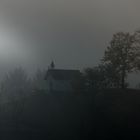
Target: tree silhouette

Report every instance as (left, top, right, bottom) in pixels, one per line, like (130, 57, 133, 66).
(1, 67, 31, 101)
(84, 64, 121, 90)
(1, 67, 32, 127)
(103, 32, 140, 89)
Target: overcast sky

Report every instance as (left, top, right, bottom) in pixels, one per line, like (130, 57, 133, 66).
(0, 0, 140, 82)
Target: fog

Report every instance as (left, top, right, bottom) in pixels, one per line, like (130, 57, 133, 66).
(0, 0, 139, 85)
(0, 1, 140, 139)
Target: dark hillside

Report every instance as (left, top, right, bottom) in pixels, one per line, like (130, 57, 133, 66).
(1, 89, 140, 139)
(21, 91, 94, 139)
(93, 89, 140, 139)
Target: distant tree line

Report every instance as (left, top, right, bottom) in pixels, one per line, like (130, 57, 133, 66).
(0, 68, 47, 103)
(0, 31, 140, 103)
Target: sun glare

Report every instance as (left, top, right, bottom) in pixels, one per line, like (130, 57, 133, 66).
(0, 21, 25, 61)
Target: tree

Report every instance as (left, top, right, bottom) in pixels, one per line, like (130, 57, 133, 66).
(133, 30, 140, 69)
(1, 67, 32, 101)
(103, 32, 140, 89)
(84, 64, 121, 91)
(1, 67, 31, 118)
(1, 67, 32, 127)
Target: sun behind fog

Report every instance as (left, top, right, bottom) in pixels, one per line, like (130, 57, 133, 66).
(0, 21, 27, 61)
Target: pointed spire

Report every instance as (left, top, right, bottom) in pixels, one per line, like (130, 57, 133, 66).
(50, 61, 55, 69)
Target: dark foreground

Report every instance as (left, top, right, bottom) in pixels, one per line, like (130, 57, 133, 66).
(0, 89, 140, 139)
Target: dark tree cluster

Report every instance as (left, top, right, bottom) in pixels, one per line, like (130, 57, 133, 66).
(77, 31, 140, 91)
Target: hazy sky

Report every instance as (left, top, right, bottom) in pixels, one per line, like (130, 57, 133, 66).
(0, 0, 140, 78)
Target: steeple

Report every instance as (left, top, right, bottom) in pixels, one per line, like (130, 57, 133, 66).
(50, 61, 55, 69)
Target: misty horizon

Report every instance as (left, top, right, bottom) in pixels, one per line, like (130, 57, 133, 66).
(0, 0, 139, 86)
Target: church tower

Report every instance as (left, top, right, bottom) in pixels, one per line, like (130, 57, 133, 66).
(48, 61, 55, 70)
(50, 61, 55, 69)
